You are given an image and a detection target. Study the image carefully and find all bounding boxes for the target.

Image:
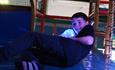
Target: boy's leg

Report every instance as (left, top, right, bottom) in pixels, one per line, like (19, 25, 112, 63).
(0, 32, 90, 67)
(0, 32, 66, 65)
(26, 33, 91, 67)
(30, 33, 66, 67)
(31, 33, 91, 67)
(0, 32, 36, 61)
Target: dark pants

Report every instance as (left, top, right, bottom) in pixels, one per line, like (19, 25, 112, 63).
(0, 32, 92, 67)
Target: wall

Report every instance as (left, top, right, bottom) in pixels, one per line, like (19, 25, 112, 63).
(46, 0, 90, 17)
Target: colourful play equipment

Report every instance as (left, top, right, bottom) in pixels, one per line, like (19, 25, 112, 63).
(0, 0, 115, 70)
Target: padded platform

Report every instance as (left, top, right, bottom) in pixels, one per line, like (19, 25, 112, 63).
(0, 49, 115, 70)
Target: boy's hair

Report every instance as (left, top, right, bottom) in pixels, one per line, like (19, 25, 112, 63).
(71, 12, 88, 21)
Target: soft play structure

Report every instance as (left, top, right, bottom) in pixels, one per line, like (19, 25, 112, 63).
(0, 0, 115, 70)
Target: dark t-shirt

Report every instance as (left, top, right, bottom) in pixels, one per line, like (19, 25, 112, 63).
(77, 25, 94, 38)
(76, 25, 94, 47)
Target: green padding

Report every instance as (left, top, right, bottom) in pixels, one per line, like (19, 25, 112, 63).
(95, 36, 104, 49)
(35, 18, 70, 35)
(99, 15, 107, 22)
(35, 25, 68, 35)
(36, 18, 70, 25)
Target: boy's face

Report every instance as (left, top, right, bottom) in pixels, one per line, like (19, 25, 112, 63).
(71, 17, 88, 32)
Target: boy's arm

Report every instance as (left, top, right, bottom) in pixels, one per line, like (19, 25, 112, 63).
(70, 36, 94, 45)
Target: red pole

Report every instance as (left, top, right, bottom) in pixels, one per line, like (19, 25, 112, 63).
(52, 23, 56, 35)
(40, 16, 44, 32)
(40, 0, 47, 32)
